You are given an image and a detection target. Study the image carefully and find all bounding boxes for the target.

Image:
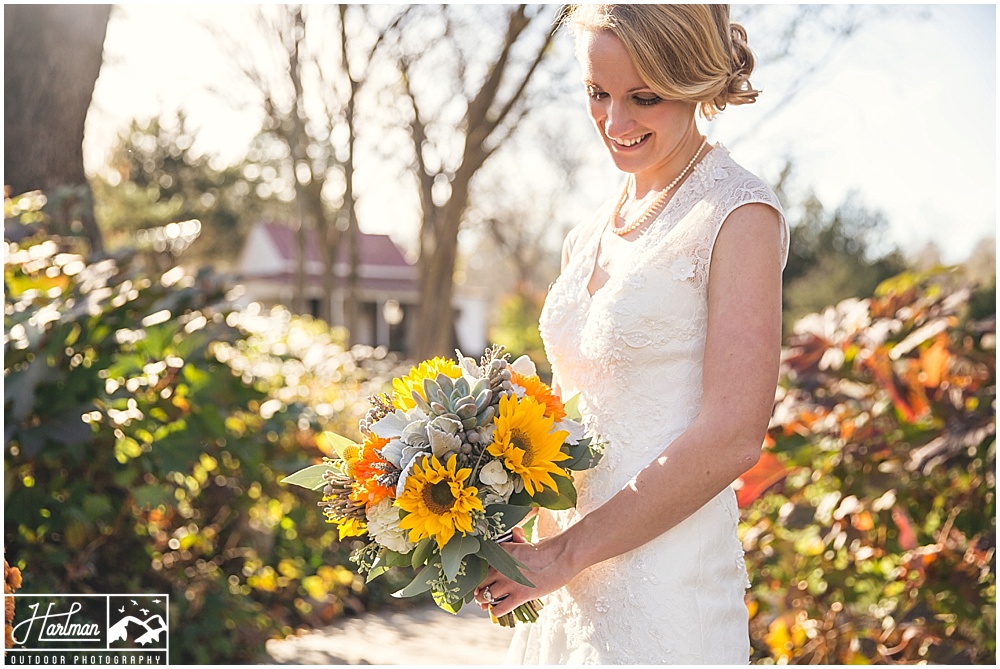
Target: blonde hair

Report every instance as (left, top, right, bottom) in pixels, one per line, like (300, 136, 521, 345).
(562, 4, 758, 119)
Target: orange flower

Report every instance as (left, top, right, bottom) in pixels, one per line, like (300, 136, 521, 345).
(511, 372, 566, 423)
(350, 433, 394, 508)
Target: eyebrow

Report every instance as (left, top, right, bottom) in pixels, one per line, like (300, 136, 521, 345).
(583, 80, 653, 94)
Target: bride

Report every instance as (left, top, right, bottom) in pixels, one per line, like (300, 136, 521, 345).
(474, 5, 788, 664)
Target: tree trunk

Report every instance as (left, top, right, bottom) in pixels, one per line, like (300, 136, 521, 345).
(338, 4, 361, 343)
(404, 5, 557, 360)
(4, 4, 110, 253)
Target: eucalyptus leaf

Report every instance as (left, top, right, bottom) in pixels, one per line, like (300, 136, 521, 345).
(410, 537, 436, 569)
(383, 549, 411, 568)
(366, 563, 392, 583)
(562, 437, 603, 471)
(441, 535, 480, 582)
(433, 554, 488, 614)
(485, 503, 532, 532)
(280, 463, 334, 491)
(479, 539, 534, 587)
(432, 589, 463, 614)
(506, 489, 535, 507)
(392, 563, 436, 598)
(530, 473, 577, 510)
(322, 431, 360, 460)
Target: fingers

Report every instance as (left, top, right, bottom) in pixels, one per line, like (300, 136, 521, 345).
(474, 580, 509, 611)
(511, 526, 527, 543)
(487, 588, 521, 618)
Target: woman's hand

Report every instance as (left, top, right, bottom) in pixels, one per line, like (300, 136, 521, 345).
(473, 526, 579, 618)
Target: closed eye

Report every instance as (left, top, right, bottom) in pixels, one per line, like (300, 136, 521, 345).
(633, 94, 663, 106)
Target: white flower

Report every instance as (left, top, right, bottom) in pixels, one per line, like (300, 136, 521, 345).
(510, 355, 537, 377)
(478, 459, 515, 502)
(366, 498, 414, 554)
(555, 418, 586, 445)
(457, 351, 482, 378)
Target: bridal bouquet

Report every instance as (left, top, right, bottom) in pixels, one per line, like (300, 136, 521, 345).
(283, 345, 602, 626)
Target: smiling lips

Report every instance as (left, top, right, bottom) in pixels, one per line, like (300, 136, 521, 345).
(612, 133, 650, 149)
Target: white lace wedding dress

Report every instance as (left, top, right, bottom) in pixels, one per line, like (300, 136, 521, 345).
(505, 144, 788, 665)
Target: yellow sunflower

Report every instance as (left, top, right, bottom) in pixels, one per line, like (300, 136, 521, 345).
(487, 394, 570, 496)
(392, 357, 462, 411)
(396, 454, 484, 548)
(511, 371, 567, 423)
(335, 517, 367, 541)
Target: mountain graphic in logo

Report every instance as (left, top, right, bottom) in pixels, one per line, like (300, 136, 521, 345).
(107, 595, 168, 649)
(108, 614, 167, 646)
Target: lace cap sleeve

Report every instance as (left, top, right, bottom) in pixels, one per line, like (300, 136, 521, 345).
(713, 176, 789, 271)
(560, 210, 605, 271)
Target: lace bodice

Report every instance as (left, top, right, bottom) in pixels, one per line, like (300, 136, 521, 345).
(505, 144, 788, 665)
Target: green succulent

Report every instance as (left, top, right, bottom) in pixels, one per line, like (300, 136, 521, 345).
(410, 373, 504, 468)
(411, 373, 496, 430)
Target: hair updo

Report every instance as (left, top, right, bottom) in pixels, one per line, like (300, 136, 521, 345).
(562, 4, 759, 119)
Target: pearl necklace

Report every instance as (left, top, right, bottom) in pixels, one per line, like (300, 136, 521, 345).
(609, 140, 707, 237)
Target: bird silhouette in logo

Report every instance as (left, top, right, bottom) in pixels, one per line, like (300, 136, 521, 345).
(131, 600, 138, 606)
(152, 599, 161, 604)
(140, 608, 149, 616)
(119, 606, 125, 613)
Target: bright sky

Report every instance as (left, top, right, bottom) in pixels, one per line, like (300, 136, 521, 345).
(84, 3, 996, 265)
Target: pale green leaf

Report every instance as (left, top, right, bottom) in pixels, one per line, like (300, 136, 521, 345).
(441, 535, 480, 582)
(280, 464, 334, 491)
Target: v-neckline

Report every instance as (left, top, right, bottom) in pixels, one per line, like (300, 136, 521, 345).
(582, 145, 715, 300)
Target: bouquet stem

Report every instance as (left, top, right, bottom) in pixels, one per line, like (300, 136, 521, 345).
(489, 598, 543, 627)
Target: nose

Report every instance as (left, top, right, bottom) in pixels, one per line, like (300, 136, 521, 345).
(603, 99, 634, 139)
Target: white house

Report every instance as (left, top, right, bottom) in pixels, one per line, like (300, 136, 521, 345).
(236, 221, 488, 354)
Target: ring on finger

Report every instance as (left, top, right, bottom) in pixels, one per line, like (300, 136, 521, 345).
(483, 586, 498, 606)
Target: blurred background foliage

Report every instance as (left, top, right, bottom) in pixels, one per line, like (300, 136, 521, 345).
(741, 269, 995, 664)
(4, 193, 414, 663)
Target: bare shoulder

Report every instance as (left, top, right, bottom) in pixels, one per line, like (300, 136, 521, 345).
(713, 202, 783, 268)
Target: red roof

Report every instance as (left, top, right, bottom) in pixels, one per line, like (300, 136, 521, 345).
(260, 221, 412, 268)
(242, 221, 418, 294)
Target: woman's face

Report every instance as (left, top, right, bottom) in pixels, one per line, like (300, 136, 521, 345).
(577, 30, 699, 191)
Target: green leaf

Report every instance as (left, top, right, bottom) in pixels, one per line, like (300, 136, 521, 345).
(82, 494, 114, 519)
(562, 393, 583, 421)
(433, 554, 488, 614)
(410, 537, 435, 569)
(132, 484, 173, 510)
(441, 535, 480, 582)
(366, 562, 392, 583)
(383, 549, 411, 568)
(432, 589, 463, 614)
(393, 563, 437, 598)
(562, 437, 602, 471)
(321, 431, 359, 460)
(280, 464, 334, 491)
(485, 503, 532, 532)
(530, 473, 577, 510)
(479, 538, 534, 587)
(506, 488, 534, 507)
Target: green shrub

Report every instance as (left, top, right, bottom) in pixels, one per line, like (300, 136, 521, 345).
(4, 193, 412, 662)
(741, 269, 996, 664)
(490, 292, 549, 380)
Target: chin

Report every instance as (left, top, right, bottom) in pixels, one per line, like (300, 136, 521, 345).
(606, 153, 644, 175)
